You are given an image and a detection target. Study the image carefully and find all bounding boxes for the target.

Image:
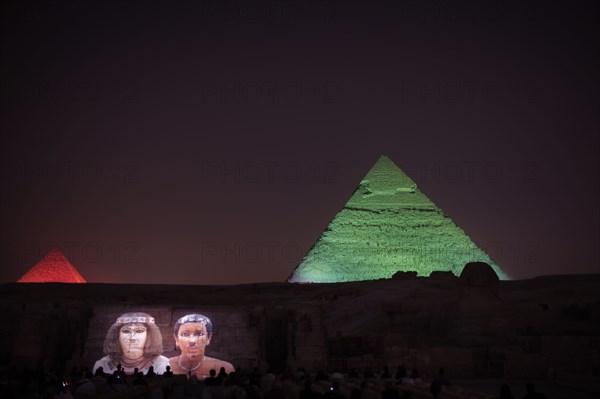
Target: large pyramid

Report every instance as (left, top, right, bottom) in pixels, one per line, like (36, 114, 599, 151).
(288, 155, 508, 283)
(17, 248, 86, 283)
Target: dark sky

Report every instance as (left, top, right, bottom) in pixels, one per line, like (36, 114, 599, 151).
(1, 0, 598, 285)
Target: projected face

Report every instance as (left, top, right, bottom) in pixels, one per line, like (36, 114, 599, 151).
(119, 324, 147, 360)
(175, 322, 211, 358)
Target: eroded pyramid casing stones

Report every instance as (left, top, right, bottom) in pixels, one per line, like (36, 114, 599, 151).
(288, 155, 508, 283)
(17, 248, 86, 283)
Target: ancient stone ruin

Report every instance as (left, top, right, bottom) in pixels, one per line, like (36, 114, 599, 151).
(289, 155, 507, 282)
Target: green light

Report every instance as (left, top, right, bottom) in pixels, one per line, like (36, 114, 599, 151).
(288, 155, 509, 283)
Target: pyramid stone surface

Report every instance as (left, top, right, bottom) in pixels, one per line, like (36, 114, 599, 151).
(17, 248, 86, 283)
(288, 155, 508, 283)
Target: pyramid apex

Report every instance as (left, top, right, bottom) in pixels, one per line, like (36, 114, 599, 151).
(47, 247, 64, 256)
(17, 248, 86, 283)
(355, 154, 417, 197)
(373, 154, 394, 165)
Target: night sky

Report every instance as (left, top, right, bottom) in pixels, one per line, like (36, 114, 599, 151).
(1, 1, 598, 285)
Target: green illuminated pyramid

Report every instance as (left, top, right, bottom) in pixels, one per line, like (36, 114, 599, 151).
(288, 155, 508, 283)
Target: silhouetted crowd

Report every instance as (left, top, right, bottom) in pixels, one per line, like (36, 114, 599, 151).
(0, 363, 549, 399)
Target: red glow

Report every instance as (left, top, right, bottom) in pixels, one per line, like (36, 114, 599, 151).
(17, 248, 86, 283)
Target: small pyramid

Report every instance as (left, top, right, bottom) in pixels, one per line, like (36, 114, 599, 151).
(288, 155, 508, 283)
(17, 248, 86, 283)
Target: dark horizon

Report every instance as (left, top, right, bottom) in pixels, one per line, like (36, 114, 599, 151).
(1, 1, 599, 284)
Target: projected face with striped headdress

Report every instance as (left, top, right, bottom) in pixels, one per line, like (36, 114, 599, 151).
(168, 313, 234, 378)
(116, 315, 152, 360)
(173, 314, 213, 360)
(93, 312, 169, 375)
(104, 313, 163, 359)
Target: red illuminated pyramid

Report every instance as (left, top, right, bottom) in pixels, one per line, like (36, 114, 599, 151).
(17, 248, 86, 283)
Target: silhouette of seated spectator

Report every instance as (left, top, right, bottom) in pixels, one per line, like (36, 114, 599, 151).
(430, 379, 442, 399)
(146, 366, 156, 377)
(399, 391, 412, 399)
(265, 380, 286, 399)
(522, 382, 547, 399)
(381, 366, 392, 379)
(115, 364, 126, 380)
(229, 371, 241, 386)
(323, 381, 345, 399)
(281, 367, 295, 382)
(315, 370, 329, 381)
(497, 383, 514, 399)
(295, 367, 306, 381)
(133, 371, 148, 387)
(397, 368, 420, 386)
(205, 369, 220, 386)
(281, 373, 298, 399)
(184, 375, 204, 398)
(409, 368, 420, 381)
(381, 381, 400, 399)
(261, 371, 277, 392)
(363, 367, 375, 379)
(250, 367, 261, 386)
(68, 366, 79, 385)
(394, 365, 406, 381)
(240, 374, 263, 399)
(331, 370, 344, 381)
(435, 368, 450, 387)
(429, 368, 450, 399)
(94, 366, 106, 378)
(53, 378, 74, 399)
(163, 365, 173, 378)
(358, 380, 378, 399)
(300, 379, 322, 399)
(73, 371, 96, 396)
(91, 368, 107, 388)
(107, 372, 128, 393)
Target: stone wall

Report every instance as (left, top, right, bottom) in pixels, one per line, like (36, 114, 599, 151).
(0, 273, 598, 379)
